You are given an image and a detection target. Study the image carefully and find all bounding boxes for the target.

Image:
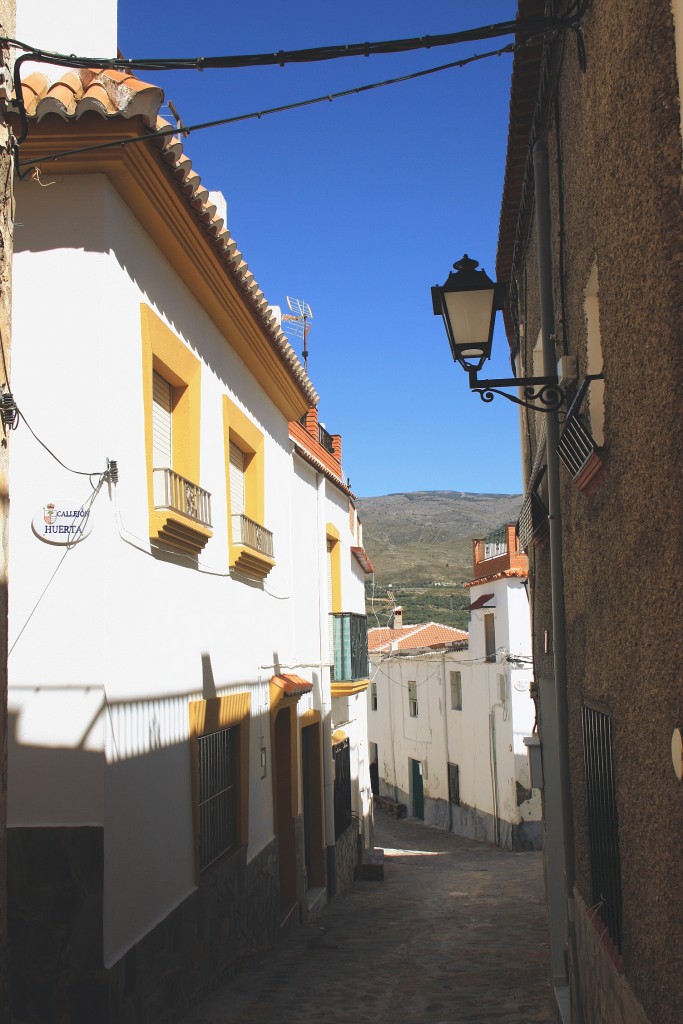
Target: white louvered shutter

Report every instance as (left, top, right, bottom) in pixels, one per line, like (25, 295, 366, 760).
(152, 371, 173, 468)
(229, 441, 245, 526)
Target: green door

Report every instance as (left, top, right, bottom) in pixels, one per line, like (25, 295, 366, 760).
(411, 758, 424, 820)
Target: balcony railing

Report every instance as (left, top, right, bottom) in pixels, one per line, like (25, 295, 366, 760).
(318, 424, 334, 454)
(232, 514, 274, 558)
(330, 612, 369, 682)
(153, 468, 212, 527)
(480, 527, 507, 561)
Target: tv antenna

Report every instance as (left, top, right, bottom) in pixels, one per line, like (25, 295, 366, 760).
(281, 296, 313, 372)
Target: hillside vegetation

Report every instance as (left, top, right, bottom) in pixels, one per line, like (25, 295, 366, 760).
(357, 491, 523, 630)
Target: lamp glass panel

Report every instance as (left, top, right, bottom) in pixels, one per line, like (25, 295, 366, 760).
(443, 288, 495, 353)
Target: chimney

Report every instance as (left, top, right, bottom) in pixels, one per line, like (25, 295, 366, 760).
(392, 606, 403, 630)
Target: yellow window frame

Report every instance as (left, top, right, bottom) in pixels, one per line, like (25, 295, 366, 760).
(223, 395, 274, 578)
(140, 304, 212, 554)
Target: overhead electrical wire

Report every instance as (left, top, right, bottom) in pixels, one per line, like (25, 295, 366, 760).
(5, 0, 590, 160)
(16, 42, 521, 174)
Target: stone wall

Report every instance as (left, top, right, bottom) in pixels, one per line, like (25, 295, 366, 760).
(574, 891, 650, 1024)
(8, 826, 279, 1024)
(333, 823, 358, 895)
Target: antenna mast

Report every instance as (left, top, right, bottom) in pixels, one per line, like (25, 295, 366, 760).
(281, 296, 314, 372)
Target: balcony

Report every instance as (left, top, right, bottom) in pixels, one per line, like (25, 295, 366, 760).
(154, 468, 212, 526)
(232, 514, 274, 557)
(231, 513, 275, 580)
(557, 393, 607, 496)
(330, 612, 369, 696)
(151, 467, 213, 555)
(318, 423, 334, 454)
(471, 523, 528, 581)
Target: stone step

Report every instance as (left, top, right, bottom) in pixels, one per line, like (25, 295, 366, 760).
(361, 847, 384, 881)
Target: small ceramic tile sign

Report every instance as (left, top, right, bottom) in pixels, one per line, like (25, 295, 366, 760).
(32, 500, 94, 546)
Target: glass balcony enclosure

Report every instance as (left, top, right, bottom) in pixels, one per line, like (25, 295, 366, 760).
(330, 612, 369, 682)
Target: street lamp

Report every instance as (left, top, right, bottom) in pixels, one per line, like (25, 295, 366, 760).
(432, 253, 567, 412)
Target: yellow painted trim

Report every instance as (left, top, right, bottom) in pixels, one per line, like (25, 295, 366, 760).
(16, 119, 310, 420)
(331, 679, 370, 698)
(270, 702, 300, 818)
(299, 708, 321, 728)
(141, 305, 212, 554)
(326, 524, 342, 613)
(188, 691, 251, 883)
(223, 395, 274, 574)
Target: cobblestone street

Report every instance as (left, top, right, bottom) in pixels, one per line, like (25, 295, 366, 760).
(180, 812, 555, 1024)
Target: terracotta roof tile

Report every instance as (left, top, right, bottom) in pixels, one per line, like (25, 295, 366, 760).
(368, 622, 468, 653)
(19, 66, 319, 409)
(463, 568, 528, 588)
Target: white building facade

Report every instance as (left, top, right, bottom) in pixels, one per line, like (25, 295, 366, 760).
(6, 45, 373, 1024)
(368, 525, 541, 850)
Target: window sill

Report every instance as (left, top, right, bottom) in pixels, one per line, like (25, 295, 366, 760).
(330, 678, 369, 698)
(231, 544, 276, 580)
(150, 509, 213, 556)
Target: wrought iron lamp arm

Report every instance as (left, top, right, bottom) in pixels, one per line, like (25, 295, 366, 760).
(467, 368, 566, 412)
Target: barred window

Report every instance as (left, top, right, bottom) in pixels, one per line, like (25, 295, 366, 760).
(197, 726, 238, 872)
(448, 763, 460, 805)
(408, 680, 418, 718)
(333, 738, 352, 839)
(450, 671, 462, 710)
(370, 680, 378, 711)
(582, 705, 623, 950)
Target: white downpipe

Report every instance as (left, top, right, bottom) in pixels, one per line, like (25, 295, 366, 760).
(316, 472, 336, 849)
(489, 693, 504, 848)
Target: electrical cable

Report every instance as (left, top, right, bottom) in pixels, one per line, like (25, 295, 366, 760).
(8, 476, 105, 656)
(16, 407, 102, 477)
(2, 9, 578, 77)
(16, 41, 522, 174)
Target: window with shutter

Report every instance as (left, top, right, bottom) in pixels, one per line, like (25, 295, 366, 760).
(152, 371, 173, 468)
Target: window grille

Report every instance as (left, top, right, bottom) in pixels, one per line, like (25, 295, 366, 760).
(448, 763, 460, 805)
(370, 680, 378, 711)
(517, 490, 549, 552)
(408, 680, 418, 718)
(582, 705, 623, 951)
(197, 726, 238, 872)
(450, 671, 462, 710)
(333, 738, 352, 838)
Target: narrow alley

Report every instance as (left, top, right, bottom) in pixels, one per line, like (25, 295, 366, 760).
(181, 812, 555, 1024)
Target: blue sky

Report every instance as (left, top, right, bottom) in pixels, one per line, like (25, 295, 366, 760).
(118, 1, 522, 498)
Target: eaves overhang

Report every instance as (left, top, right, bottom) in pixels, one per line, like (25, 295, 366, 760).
(14, 70, 319, 421)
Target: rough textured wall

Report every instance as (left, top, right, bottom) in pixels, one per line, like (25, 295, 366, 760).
(519, 3, 682, 1022)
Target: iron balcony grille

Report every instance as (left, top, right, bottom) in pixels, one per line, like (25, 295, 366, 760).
(232, 514, 274, 557)
(333, 738, 352, 839)
(318, 424, 334, 454)
(330, 612, 369, 682)
(198, 725, 238, 872)
(582, 705, 623, 951)
(517, 491, 548, 552)
(483, 527, 507, 560)
(153, 467, 212, 527)
(558, 414, 599, 479)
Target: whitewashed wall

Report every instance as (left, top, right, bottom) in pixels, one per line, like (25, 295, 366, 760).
(368, 573, 540, 842)
(8, 172, 321, 965)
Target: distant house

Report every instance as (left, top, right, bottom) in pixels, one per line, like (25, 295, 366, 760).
(6, 5, 374, 1020)
(367, 525, 540, 849)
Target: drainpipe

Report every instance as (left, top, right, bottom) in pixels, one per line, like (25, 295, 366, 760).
(489, 700, 503, 848)
(316, 471, 336, 896)
(534, 137, 583, 1022)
